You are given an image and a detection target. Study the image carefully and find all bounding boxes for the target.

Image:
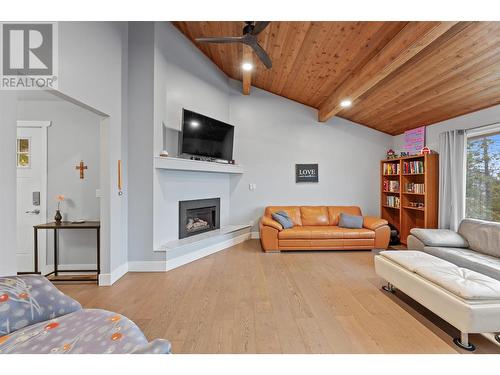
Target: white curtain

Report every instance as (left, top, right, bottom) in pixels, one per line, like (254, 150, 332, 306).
(438, 129, 466, 231)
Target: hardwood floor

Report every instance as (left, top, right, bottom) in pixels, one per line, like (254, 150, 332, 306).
(58, 240, 500, 354)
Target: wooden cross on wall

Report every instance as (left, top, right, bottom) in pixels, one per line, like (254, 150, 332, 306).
(75, 160, 88, 179)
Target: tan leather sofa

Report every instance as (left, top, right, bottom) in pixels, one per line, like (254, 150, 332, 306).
(259, 206, 390, 252)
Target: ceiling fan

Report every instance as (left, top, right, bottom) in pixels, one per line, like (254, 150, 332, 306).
(195, 21, 272, 69)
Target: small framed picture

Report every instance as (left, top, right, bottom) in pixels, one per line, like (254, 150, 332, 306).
(296, 164, 319, 183)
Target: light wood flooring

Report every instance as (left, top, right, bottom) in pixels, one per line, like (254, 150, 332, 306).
(58, 240, 500, 354)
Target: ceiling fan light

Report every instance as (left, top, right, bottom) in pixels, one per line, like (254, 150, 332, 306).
(242, 62, 253, 71)
(340, 99, 352, 108)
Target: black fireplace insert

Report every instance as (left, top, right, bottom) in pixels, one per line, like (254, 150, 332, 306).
(179, 198, 220, 239)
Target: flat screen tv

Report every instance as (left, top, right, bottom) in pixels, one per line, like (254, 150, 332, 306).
(180, 109, 234, 161)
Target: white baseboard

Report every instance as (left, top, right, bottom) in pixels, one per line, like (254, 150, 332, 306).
(166, 232, 251, 271)
(128, 260, 166, 272)
(92, 233, 254, 285)
(98, 262, 128, 286)
(251, 231, 260, 239)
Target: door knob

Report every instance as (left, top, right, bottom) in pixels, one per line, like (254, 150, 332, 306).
(25, 209, 40, 215)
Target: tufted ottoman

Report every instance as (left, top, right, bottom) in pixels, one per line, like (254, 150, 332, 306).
(375, 250, 500, 351)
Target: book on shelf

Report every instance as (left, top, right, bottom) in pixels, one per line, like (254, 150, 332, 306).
(383, 180, 400, 192)
(403, 160, 424, 174)
(385, 195, 400, 208)
(404, 182, 425, 194)
(383, 162, 400, 175)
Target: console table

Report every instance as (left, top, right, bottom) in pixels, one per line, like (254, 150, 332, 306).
(33, 221, 100, 283)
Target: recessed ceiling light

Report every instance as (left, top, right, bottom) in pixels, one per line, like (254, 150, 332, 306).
(242, 62, 253, 71)
(190, 120, 200, 127)
(340, 99, 352, 108)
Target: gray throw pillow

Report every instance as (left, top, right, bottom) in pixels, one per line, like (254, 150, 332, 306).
(272, 211, 294, 229)
(338, 212, 363, 229)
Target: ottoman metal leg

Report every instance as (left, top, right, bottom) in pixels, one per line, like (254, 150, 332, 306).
(495, 334, 500, 344)
(382, 282, 395, 293)
(453, 332, 476, 351)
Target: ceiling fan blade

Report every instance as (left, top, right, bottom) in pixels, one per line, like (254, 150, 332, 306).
(251, 21, 270, 35)
(249, 42, 272, 69)
(195, 36, 244, 44)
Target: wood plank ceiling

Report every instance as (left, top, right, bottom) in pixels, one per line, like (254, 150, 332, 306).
(172, 21, 500, 135)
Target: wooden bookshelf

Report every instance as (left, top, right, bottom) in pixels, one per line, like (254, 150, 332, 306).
(380, 153, 439, 245)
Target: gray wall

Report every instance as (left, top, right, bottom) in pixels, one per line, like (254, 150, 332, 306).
(17, 100, 101, 266)
(228, 81, 392, 227)
(393, 104, 500, 152)
(127, 22, 159, 262)
(57, 22, 129, 276)
(0, 93, 18, 276)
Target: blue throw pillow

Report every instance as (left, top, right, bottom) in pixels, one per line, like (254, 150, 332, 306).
(338, 212, 363, 229)
(0, 275, 82, 335)
(271, 211, 294, 229)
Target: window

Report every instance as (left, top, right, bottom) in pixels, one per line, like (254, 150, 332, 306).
(16, 137, 31, 168)
(466, 129, 500, 222)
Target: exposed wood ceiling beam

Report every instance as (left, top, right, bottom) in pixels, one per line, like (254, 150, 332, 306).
(317, 21, 459, 123)
(242, 45, 252, 95)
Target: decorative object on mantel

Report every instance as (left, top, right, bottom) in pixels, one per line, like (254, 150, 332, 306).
(295, 164, 319, 183)
(54, 195, 64, 224)
(404, 126, 426, 155)
(420, 146, 431, 155)
(75, 160, 88, 179)
(386, 149, 397, 159)
(400, 151, 410, 157)
(159, 150, 169, 157)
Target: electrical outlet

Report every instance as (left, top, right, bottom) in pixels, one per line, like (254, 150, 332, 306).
(249, 183, 257, 191)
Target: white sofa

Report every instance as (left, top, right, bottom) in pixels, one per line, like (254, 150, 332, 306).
(407, 218, 500, 281)
(375, 250, 500, 351)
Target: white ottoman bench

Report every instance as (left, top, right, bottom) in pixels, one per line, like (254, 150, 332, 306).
(374, 250, 500, 351)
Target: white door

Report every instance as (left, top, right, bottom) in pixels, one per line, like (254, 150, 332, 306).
(16, 124, 48, 273)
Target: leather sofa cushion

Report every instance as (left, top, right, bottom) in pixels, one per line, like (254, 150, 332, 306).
(380, 250, 454, 272)
(279, 227, 313, 239)
(422, 246, 500, 282)
(279, 226, 374, 240)
(410, 228, 469, 248)
(380, 250, 500, 300)
(328, 206, 362, 226)
(341, 228, 375, 239)
(416, 266, 500, 300)
(458, 218, 500, 258)
(265, 206, 302, 226)
(300, 206, 329, 226)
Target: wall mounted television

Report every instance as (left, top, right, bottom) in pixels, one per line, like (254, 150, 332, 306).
(179, 109, 234, 162)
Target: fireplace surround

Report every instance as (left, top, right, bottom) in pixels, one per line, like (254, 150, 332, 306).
(179, 198, 221, 239)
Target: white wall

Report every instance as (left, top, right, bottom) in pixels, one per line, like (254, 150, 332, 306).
(154, 22, 230, 137)
(0, 93, 18, 276)
(128, 22, 393, 263)
(149, 22, 232, 259)
(57, 22, 129, 280)
(393, 104, 500, 152)
(127, 22, 159, 262)
(17, 100, 101, 266)
(154, 171, 230, 249)
(228, 81, 393, 227)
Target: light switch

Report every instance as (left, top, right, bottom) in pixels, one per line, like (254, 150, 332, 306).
(249, 183, 257, 191)
(96, 189, 101, 198)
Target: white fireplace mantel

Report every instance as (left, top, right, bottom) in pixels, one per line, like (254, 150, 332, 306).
(154, 156, 244, 174)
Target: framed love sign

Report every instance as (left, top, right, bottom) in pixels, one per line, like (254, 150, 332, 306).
(295, 164, 319, 183)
